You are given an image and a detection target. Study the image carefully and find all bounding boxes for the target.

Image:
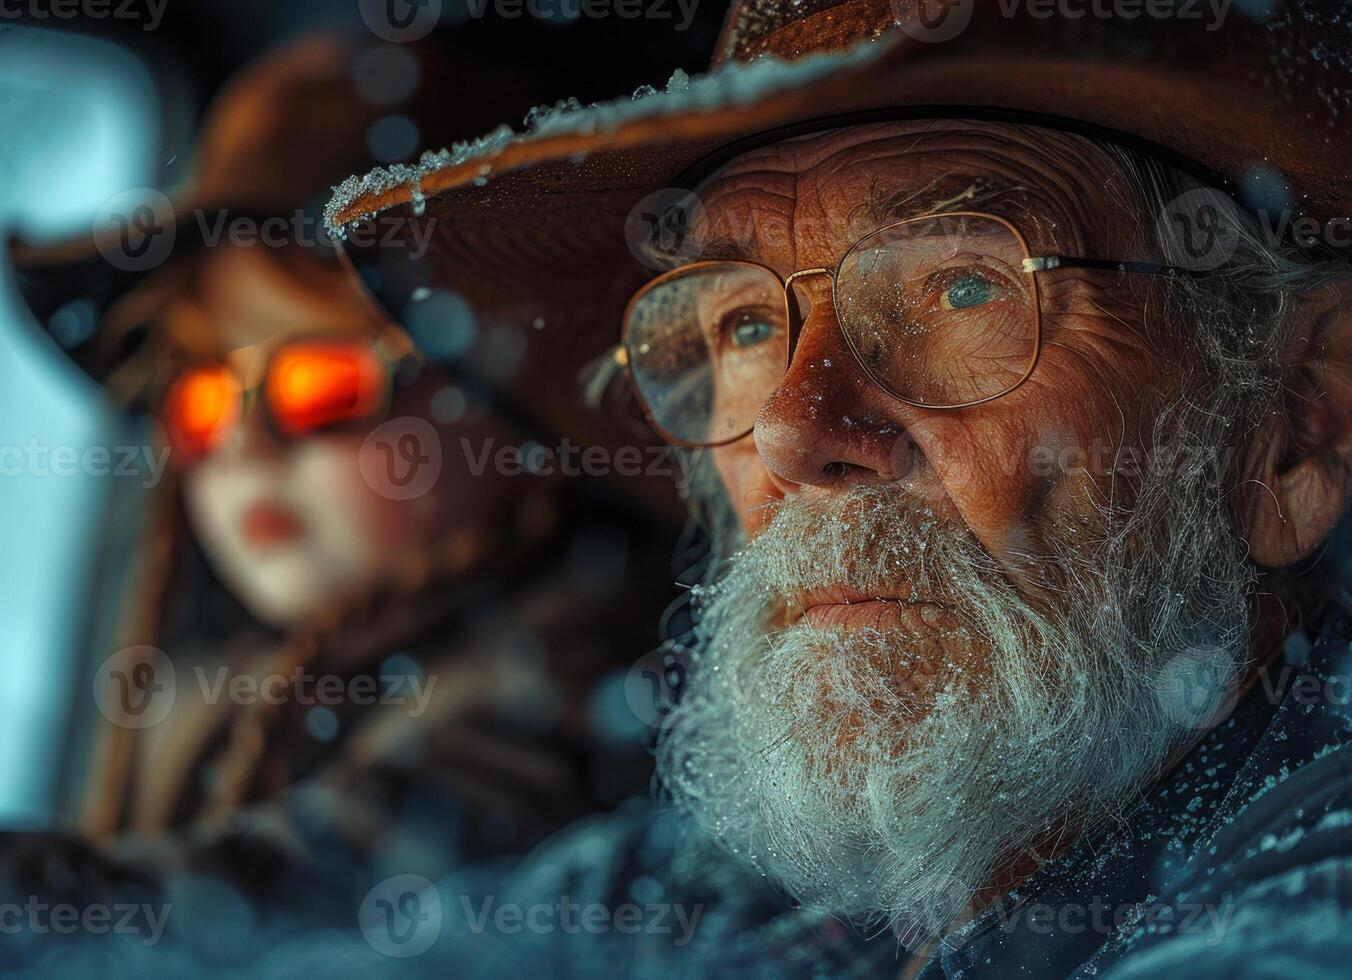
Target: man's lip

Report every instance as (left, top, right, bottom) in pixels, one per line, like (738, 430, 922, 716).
(796, 585, 916, 608)
(785, 585, 951, 629)
(240, 500, 305, 548)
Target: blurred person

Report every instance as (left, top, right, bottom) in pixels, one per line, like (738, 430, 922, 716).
(5, 33, 678, 911)
(318, 1, 1352, 977)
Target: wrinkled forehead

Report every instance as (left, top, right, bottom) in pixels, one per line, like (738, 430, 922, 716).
(690, 119, 1146, 271)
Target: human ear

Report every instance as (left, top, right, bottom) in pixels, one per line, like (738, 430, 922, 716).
(1237, 279, 1352, 567)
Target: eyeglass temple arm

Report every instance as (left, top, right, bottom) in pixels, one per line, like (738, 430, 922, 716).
(585, 345, 629, 411)
(1022, 255, 1206, 278)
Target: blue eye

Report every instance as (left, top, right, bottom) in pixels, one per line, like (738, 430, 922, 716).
(730, 316, 775, 348)
(940, 274, 998, 310)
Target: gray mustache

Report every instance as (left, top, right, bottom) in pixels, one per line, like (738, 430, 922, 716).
(702, 487, 1016, 619)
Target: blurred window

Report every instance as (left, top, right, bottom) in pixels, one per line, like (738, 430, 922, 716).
(0, 27, 159, 825)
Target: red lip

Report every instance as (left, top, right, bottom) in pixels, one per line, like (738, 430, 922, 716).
(240, 500, 304, 548)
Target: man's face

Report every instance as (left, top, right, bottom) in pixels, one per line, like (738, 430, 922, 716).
(695, 119, 1200, 714)
(701, 120, 1177, 565)
(655, 120, 1257, 938)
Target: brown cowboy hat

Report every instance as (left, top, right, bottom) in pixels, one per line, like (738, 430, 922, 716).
(326, 0, 1350, 423)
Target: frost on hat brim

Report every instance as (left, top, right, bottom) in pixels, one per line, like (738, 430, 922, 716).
(323, 42, 893, 445)
(325, 10, 1349, 404)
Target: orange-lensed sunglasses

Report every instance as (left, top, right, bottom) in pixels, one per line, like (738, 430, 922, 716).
(158, 332, 417, 458)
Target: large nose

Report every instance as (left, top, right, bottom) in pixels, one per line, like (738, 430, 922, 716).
(752, 276, 914, 490)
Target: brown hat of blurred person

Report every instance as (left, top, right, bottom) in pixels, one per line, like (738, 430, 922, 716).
(4, 32, 562, 400)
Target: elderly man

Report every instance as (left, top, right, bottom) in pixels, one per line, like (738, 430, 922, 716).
(318, 1, 1352, 977)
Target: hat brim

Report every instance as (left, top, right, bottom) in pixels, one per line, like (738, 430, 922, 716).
(4, 197, 304, 403)
(326, 6, 1349, 418)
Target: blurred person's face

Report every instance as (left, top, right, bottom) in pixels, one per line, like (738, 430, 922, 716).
(160, 244, 509, 628)
(647, 121, 1352, 937)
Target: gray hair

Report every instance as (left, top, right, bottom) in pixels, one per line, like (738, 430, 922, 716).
(1097, 145, 1350, 623)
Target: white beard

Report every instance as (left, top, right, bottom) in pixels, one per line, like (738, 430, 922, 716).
(656, 474, 1254, 947)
